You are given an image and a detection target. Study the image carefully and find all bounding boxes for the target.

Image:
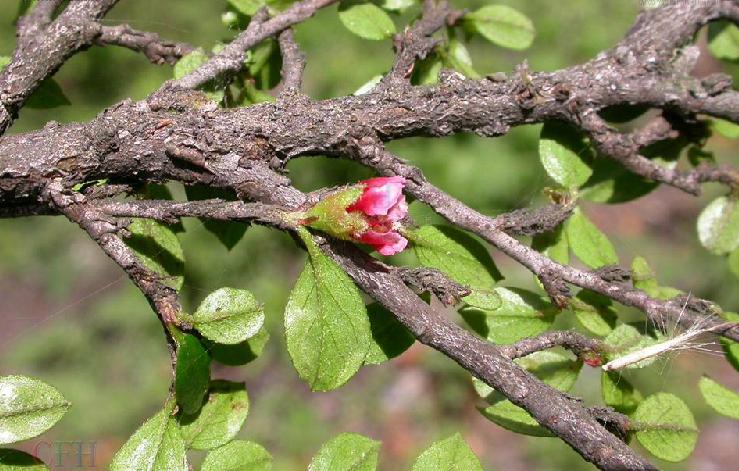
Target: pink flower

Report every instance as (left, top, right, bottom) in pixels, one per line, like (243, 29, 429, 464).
(302, 176, 409, 256)
(348, 176, 408, 256)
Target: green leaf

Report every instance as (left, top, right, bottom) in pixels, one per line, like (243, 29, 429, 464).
(245, 39, 282, 89)
(516, 351, 581, 392)
(202, 441, 272, 471)
(601, 371, 642, 415)
(580, 158, 658, 204)
(364, 303, 415, 365)
(338, 1, 396, 41)
(353, 75, 383, 95)
(531, 226, 569, 265)
(0, 56, 10, 70)
(479, 400, 551, 437)
(411, 56, 442, 85)
(110, 403, 188, 471)
(570, 290, 617, 337)
(173, 50, 224, 102)
(708, 21, 739, 61)
(603, 324, 659, 370)
(25, 79, 70, 109)
(699, 376, 739, 420)
(0, 376, 70, 445)
(411, 433, 482, 471)
(539, 121, 594, 189)
(466, 5, 535, 50)
(0, 449, 48, 470)
(308, 433, 379, 471)
(179, 381, 249, 450)
(443, 37, 480, 79)
(125, 219, 185, 290)
(174, 49, 209, 79)
(460, 287, 556, 345)
(630, 256, 682, 300)
(411, 225, 502, 309)
(227, 0, 265, 16)
(285, 228, 371, 391)
(185, 185, 248, 250)
(193, 288, 264, 345)
(731, 247, 739, 280)
(719, 312, 739, 373)
(697, 195, 739, 255)
(712, 118, 739, 139)
(633, 393, 697, 462)
(380, 0, 414, 12)
(565, 208, 618, 268)
(207, 327, 269, 366)
(175, 334, 211, 415)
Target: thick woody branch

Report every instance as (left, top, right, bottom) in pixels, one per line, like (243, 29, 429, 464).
(0, 0, 120, 134)
(173, 0, 336, 90)
(278, 29, 306, 94)
(15, 0, 63, 38)
(95, 25, 194, 65)
(348, 143, 739, 344)
(320, 239, 654, 470)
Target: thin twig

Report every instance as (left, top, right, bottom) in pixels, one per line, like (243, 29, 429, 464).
(278, 29, 306, 94)
(96, 25, 194, 65)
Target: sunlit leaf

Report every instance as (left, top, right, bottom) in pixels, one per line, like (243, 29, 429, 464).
(0, 376, 69, 445)
(697, 195, 739, 255)
(699, 376, 739, 420)
(285, 228, 371, 391)
(201, 440, 272, 471)
(539, 121, 594, 189)
(338, 1, 396, 41)
(633, 393, 697, 462)
(466, 5, 535, 50)
(125, 219, 185, 291)
(193, 288, 264, 345)
(411, 225, 502, 309)
(179, 381, 249, 450)
(565, 208, 618, 268)
(411, 433, 482, 471)
(308, 433, 379, 471)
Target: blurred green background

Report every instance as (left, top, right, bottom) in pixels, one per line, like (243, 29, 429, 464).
(1, 1, 738, 469)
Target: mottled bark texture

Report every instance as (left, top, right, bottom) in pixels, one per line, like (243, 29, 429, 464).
(2, 1, 739, 470)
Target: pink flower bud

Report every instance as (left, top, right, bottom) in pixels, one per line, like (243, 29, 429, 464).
(348, 176, 408, 255)
(303, 176, 409, 256)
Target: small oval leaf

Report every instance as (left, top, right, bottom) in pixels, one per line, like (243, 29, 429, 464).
(466, 5, 535, 50)
(125, 219, 185, 291)
(364, 303, 415, 365)
(411, 433, 482, 471)
(539, 121, 594, 189)
(0, 449, 48, 470)
(110, 404, 188, 471)
(202, 440, 272, 471)
(179, 380, 250, 450)
(0, 376, 70, 445)
(308, 433, 379, 471)
(633, 393, 697, 462)
(699, 376, 739, 420)
(459, 287, 556, 345)
(697, 195, 739, 255)
(411, 225, 502, 309)
(601, 371, 642, 415)
(175, 334, 211, 415)
(285, 229, 371, 391)
(565, 208, 618, 268)
(193, 288, 264, 345)
(338, 1, 396, 41)
(708, 21, 739, 61)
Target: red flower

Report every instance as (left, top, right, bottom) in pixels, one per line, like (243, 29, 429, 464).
(348, 176, 408, 256)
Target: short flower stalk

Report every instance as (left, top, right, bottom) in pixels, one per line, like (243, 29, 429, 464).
(297, 176, 409, 256)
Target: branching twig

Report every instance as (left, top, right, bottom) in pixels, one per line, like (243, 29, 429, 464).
(278, 29, 306, 94)
(95, 25, 194, 65)
(500, 331, 604, 361)
(381, 0, 456, 87)
(173, 0, 337, 90)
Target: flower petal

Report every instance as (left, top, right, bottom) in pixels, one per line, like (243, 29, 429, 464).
(349, 177, 406, 216)
(356, 230, 408, 256)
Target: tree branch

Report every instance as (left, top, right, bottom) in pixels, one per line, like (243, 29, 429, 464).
(173, 0, 337, 90)
(500, 331, 605, 361)
(278, 29, 306, 95)
(95, 24, 194, 65)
